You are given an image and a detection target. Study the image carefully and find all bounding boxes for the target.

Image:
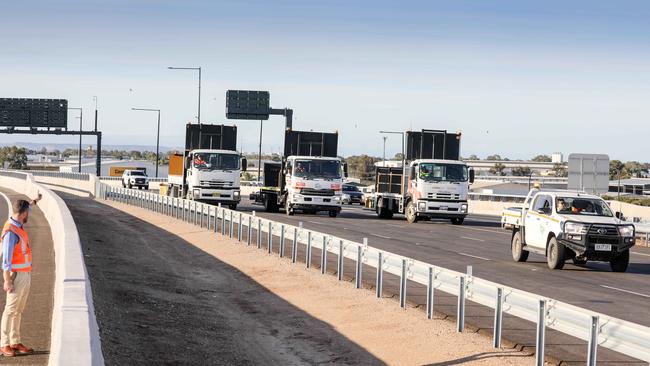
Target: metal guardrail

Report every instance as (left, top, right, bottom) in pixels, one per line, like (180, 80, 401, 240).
(98, 176, 167, 182)
(97, 182, 650, 365)
(468, 192, 527, 203)
(475, 175, 568, 184)
(22, 170, 90, 181)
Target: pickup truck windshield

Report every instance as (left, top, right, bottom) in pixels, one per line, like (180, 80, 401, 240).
(556, 197, 613, 217)
(418, 163, 468, 183)
(293, 160, 341, 180)
(130, 171, 146, 176)
(193, 153, 239, 171)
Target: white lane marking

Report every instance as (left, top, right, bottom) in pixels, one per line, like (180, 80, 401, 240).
(370, 233, 391, 239)
(600, 285, 650, 299)
(461, 236, 485, 242)
(631, 251, 650, 257)
(306, 221, 321, 225)
(457, 252, 491, 261)
(386, 223, 405, 228)
(0, 192, 11, 221)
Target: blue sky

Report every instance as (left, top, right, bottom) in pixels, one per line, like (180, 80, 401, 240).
(1, 0, 649, 160)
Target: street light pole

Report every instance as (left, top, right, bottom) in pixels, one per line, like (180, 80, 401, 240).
(258, 120, 263, 183)
(167, 66, 201, 125)
(382, 136, 387, 165)
(132, 108, 161, 177)
(68, 107, 83, 172)
(379, 130, 405, 168)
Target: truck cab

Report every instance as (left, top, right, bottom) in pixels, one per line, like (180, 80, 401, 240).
(284, 156, 344, 217)
(502, 189, 636, 272)
(183, 149, 244, 207)
(404, 159, 474, 224)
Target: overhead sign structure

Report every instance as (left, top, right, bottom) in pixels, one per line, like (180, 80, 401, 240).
(567, 153, 610, 194)
(225, 90, 270, 120)
(0, 98, 68, 129)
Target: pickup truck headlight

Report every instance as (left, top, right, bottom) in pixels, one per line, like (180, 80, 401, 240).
(618, 225, 635, 237)
(564, 222, 588, 234)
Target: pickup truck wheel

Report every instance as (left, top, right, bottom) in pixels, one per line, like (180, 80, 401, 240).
(610, 250, 630, 272)
(547, 237, 566, 270)
(406, 201, 419, 223)
(122, 182, 126, 188)
(511, 231, 529, 262)
(451, 217, 464, 225)
(128, 183, 132, 189)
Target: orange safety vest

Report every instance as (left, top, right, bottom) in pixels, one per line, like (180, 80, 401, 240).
(1, 220, 32, 272)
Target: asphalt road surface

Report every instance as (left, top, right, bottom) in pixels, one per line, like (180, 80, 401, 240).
(237, 198, 650, 365)
(60, 192, 383, 366)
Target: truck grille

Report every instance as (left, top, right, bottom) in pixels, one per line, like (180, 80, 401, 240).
(588, 225, 618, 236)
(200, 180, 233, 188)
(427, 193, 460, 200)
(301, 188, 335, 196)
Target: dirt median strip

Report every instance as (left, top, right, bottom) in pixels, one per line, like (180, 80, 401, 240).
(104, 200, 533, 366)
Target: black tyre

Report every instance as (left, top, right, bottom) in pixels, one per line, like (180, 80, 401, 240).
(376, 201, 393, 219)
(264, 197, 279, 213)
(329, 210, 338, 218)
(122, 182, 126, 188)
(406, 200, 419, 223)
(511, 230, 529, 262)
(128, 183, 132, 189)
(547, 237, 566, 270)
(451, 217, 464, 225)
(610, 250, 630, 272)
(229, 204, 237, 210)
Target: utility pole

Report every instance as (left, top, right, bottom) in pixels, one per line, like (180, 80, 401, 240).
(382, 136, 387, 166)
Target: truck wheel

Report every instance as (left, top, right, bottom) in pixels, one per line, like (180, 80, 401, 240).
(264, 197, 279, 213)
(546, 237, 566, 270)
(229, 204, 237, 210)
(328, 210, 338, 218)
(406, 201, 419, 223)
(511, 231, 529, 262)
(451, 217, 464, 225)
(609, 250, 630, 272)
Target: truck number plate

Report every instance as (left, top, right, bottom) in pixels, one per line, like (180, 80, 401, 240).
(595, 244, 612, 251)
(439, 206, 448, 211)
(212, 193, 221, 197)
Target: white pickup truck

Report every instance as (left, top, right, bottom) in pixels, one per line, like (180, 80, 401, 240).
(502, 189, 635, 272)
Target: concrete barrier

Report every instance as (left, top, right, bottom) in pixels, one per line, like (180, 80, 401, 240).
(0, 172, 104, 366)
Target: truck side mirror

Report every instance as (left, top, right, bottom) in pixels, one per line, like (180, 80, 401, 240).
(343, 162, 349, 178)
(409, 166, 416, 180)
(185, 156, 191, 169)
(469, 169, 475, 184)
(241, 157, 247, 171)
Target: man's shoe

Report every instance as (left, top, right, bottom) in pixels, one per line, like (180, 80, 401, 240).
(10, 343, 33, 354)
(1, 345, 15, 357)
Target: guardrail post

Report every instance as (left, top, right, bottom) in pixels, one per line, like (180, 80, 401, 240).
(400, 259, 407, 308)
(306, 232, 312, 268)
(493, 287, 503, 348)
(426, 266, 434, 319)
(279, 225, 285, 258)
(376, 252, 383, 298)
(337, 240, 344, 281)
(268, 222, 273, 254)
(587, 315, 599, 366)
(536, 300, 546, 366)
(199, 204, 204, 227)
(355, 244, 363, 289)
(247, 214, 253, 246)
(291, 224, 300, 263)
(229, 210, 234, 239)
(320, 236, 327, 274)
(457, 276, 466, 332)
(257, 219, 262, 249)
(238, 213, 243, 242)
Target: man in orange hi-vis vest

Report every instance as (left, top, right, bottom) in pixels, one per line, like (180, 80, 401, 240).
(1, 192, 41, 357)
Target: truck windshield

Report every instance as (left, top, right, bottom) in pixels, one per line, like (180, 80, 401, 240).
(556, 197, 613, 217)
(294, 160, 341, 180)
(193, 153, 239, 171)
(418, 163, 468, 183)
